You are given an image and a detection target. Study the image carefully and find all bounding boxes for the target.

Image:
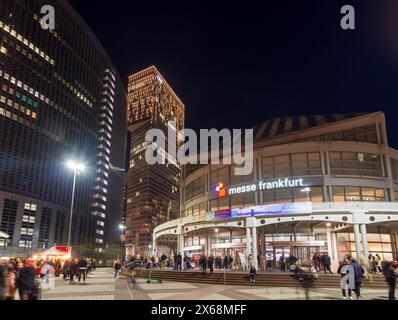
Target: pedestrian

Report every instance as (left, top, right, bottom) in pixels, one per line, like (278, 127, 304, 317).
(161, 253, 167, 270)
(78, 258, 88, 283)
(92, 258, 97, 271)
(54, 259, 61, 277)
(69, 259, 78, 284)
(114, 259, 122, 280)
(323, 253, 333, 274)
(279, 255, 286, 272)
(249, 266, 257, 282)
(16, 259, 39, 300)
(0, 261, 6, 300)
(207, 254, 214, 274)
(200, 254, 207, 273)
(337, 256, 354, 300)
(63, 259, 71, 280)
(176, 253, 182, 271)
(313, 254, 321, 272)
(382, 261, 397, 300)
(6, 262, 18, 300)
(375, 254, 382, 273)
(351, 258, 364, 299)
(228, 254, 233, 270)
(40, 260, 55, 290)
(368, 254, 376, 274)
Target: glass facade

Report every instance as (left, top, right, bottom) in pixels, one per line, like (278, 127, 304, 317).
(262, 152, 322, 178)
(0, 0, 126, 256)
(299, 125, 378, 144)
(337, 232, 393, 261)
(332, 187, 386, 202)
(330, 152, 382, 177)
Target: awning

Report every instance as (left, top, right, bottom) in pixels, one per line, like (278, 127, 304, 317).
(35, 247, 67, 256)
(0, 231, 9, 239)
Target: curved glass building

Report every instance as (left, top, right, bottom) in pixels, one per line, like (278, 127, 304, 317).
(0, 0, 126, 257)
(154, 112, 398, 270)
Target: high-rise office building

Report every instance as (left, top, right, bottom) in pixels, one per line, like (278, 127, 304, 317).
(0, 0, 126, 257)
(126, 66, 185, 255)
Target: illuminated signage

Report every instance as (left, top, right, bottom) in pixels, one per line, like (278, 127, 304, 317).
(206, 202, 313, 222)
(226, 177, 323, 196)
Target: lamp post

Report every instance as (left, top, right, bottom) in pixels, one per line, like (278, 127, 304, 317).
(301, 187, 311, 202)
(119, 224, 126, 260)
(66, 160, 85, 249)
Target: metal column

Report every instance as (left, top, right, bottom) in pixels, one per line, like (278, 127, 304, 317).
(252, 227, 258, 270)
(353, 224, 362, 259)
(360, 224, 369, 258)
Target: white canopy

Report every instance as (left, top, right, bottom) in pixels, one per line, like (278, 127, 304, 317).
(0, 231, 9, 239)
(37, 247, 66, 256)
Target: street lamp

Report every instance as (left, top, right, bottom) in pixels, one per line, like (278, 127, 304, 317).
(119, 224, 126, 260)
(301, 187, 311, 202)
(66, 160, 85, 248)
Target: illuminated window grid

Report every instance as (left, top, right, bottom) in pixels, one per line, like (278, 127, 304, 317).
(0, 20, 54, 65)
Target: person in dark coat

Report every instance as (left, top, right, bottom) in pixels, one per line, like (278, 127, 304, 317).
(228, 255, 233, 270)
(383, 261, 397, 300)
(200, 254, 207, 273)
(222, 255, 228, 269)
(176, 253, 182, 271)
(351, 258, 364, 299)
(69, 259, 78, 284)
(323, 253, 333, 274)
(249, 266, 257, 282)
(77, 258, 88, 282)
(16, 260, 38, 300)
(0, 262, 6, 300)
(207, 255, 214, 273)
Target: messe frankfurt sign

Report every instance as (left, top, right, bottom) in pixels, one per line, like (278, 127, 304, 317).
(227, 177, 323, 196)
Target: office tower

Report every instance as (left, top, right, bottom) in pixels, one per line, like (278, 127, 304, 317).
(0, 0, 126, 257)
(126, 66, 185, 255)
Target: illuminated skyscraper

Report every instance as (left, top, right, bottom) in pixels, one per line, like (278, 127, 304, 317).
(126, 66, 185, 255)
(0, 0, 126, 257)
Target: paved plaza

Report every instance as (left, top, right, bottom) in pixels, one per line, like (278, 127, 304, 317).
(40, 268, 394, 300)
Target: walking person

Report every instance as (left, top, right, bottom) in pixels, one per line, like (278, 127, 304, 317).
(279, 255, 286, 272)
(92, 258, 97, 271)
(200, 254, 207, 273)
(249, 266, 257, 283)
(338, 256, 354, 300)
(383, 261, 397, 300)
(40, 260, 55, 290)
(16, 259, 39, 300)
(6, 262, 18, 300)
(114, 259, 122, 280)
(69, 259, 78, 284)
(78, 258, 88, 283)
(63, 259, 71, 280)
(351, 258, 365, 299)
(375, 254, 382, 273)
(176, 253, 182, 271)
(0, 261, 6, 300)
(313, 254, 321, 272)
(323, 253, 333, 274)
(207, 254, 214, 274)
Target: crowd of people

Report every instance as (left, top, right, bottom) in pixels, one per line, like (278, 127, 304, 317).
(0, 256, 97, 300)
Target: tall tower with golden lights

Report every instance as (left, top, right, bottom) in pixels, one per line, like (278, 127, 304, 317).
(126, 66, 185, 256)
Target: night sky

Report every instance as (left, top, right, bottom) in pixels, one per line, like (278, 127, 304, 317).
(70, 0, 398, 148)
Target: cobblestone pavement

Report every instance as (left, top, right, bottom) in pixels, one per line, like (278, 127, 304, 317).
(42, 268, 393, 300)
